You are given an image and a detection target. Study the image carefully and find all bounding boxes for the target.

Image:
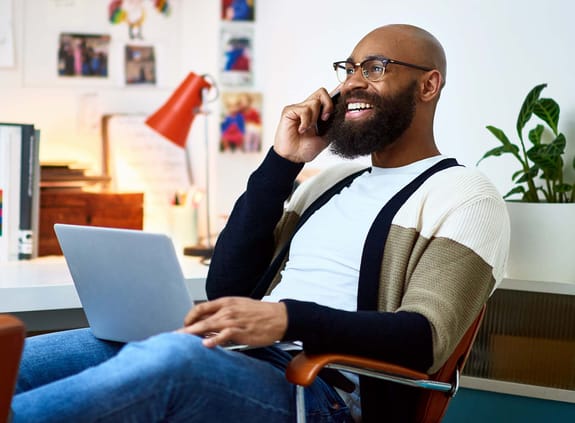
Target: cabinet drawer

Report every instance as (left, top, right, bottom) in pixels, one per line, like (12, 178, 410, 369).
(39, 191, 144, 256)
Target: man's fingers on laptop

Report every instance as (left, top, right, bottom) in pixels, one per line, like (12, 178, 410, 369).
(179, 297, 286, 347)
(201, 329, 235, 348)
(183, 298, 223, 326)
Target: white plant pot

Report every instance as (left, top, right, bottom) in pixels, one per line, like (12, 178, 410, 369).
(506, 202, 575, 283)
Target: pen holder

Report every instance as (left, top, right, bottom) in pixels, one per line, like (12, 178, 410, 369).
(169, 204, 198, 254)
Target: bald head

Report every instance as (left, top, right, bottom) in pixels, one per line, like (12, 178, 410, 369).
(357, 24, 447, 88)
(335, 24, 446, 166)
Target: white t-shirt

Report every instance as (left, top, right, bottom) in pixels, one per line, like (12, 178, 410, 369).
(263, 155, 445, 310)
(264, 155, 446, 421)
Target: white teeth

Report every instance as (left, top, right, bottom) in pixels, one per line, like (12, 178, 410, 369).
(347, 102, 373, 111)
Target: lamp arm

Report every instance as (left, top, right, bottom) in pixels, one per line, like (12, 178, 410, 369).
(203, 86, 212, 249)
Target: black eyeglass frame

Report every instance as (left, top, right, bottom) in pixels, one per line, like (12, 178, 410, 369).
(333, 56, 434, 83)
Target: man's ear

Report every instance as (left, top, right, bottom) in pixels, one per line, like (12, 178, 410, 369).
(419, 70, 443, 102)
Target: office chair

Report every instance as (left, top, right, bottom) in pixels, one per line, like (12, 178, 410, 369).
(286, 305, 486, 423)
(0, 314, 25, 423)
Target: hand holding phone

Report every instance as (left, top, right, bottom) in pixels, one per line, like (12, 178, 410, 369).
(316, 90, 341, 137)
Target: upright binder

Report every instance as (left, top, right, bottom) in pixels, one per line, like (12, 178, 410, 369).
(0, 122, 40, 261)
(0, 124, 22, 262)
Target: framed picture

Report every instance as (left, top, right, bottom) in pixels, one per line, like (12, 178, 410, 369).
(124, 44, 156, 85)
(221, 0, 255, 22)
(220, 25, 254, 87)
(219, 91, 262, 153)
(58, 33, 110, 78)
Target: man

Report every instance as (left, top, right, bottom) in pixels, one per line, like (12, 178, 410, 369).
(12, 24, 509, 422)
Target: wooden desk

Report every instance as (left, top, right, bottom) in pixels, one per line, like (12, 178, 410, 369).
(0, 256, 208, 332)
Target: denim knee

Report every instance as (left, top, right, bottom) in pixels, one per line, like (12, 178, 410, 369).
(16, 328, 123, 394)
(129, 332, 200, 361)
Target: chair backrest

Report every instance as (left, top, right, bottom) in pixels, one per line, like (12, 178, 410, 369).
(416, 305, 486, 423)
(0, 315, 26, 423)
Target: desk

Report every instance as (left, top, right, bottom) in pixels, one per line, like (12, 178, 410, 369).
(2, 259, 574, 404)
(0, 256, 208, 332)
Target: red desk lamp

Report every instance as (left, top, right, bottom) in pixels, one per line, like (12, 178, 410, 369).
(145, 72, 217, 258)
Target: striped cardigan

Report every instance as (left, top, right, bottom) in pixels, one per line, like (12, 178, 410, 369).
(207, 148, 510, 421)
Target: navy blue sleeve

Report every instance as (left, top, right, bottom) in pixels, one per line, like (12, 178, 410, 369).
(282, 300, 433, 371)
(206, 148, 304, 299)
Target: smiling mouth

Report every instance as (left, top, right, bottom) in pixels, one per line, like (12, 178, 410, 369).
(347, 102, 374, 112)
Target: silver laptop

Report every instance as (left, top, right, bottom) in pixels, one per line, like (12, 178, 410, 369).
(54, 223, 194, 343)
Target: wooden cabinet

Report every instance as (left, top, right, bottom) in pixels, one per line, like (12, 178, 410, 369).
(39, 190, 144, 256)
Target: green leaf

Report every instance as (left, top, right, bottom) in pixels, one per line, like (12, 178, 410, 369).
(478, 126, 520, 164)
(528, 149, 558, 172)
(511, 169, 523, 181)
(541, 165, 563, 181)
(528, 124, 544, 146)
(556, 183, 573, 194)
(549, 133, 566, 156)
(533, 98, 560, 135)
(477, 145, 519, 164)
(514, 166, 539, 183)
(517, 84, 547, 138)
(527, 135, 565, 170)
(503, 185, 525, 200)
(486, 125, 514, 146)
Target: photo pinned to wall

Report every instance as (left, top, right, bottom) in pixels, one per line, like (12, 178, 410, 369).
(220, 25, 253, 87)
(58, 33, 110, 77)
(125, 44, 156, 85)
(221, 0, 255, 22)
(220, 91, 262, 153)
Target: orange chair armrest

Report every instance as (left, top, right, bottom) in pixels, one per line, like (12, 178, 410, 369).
(286, 352, 429, 387)
(0, 314, 26, 423)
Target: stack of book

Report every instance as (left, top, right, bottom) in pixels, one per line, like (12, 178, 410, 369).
(0, 123, 41, 262)
(40, 162, 110, 190)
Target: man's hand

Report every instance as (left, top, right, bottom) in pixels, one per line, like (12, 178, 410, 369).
(273, 87, 338, 163)
(179, 297, 288, 349)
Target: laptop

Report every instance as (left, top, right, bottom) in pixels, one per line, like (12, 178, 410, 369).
(54, 223, 196, 343)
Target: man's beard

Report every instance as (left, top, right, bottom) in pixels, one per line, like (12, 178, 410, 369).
(326, 81, 417, 159)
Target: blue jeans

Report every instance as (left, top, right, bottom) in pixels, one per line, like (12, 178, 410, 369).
(12, 329, 352, 422)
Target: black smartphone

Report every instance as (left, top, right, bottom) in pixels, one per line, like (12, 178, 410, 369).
(316, 91, 341, 136)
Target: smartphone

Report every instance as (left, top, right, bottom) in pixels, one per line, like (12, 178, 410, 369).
(316, 90, 341, 136)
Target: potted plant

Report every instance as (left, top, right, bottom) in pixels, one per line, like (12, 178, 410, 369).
(478, 83, 574, 202)
(478, 83, 575, 283)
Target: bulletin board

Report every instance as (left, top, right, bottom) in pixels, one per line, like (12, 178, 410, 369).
(22, 0, 181, 88)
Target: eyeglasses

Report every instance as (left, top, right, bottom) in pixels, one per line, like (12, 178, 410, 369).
(333, 56, 433, 83)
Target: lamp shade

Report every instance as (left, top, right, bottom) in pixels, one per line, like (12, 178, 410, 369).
(145, 72, 212, 148)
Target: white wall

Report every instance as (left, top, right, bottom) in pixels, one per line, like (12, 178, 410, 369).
(253, 0, 575, 188)
(186, 0, 575, 219)
(2, 0, 574, 235)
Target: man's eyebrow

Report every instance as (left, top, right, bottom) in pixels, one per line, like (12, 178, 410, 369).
(346, 55, 389, 63)
(366, 54, 389, 60)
